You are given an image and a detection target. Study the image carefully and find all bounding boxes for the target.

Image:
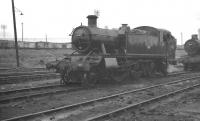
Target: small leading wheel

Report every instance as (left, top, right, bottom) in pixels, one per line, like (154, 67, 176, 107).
(61, 72, 70, 84)
(61, 71, 84, 85)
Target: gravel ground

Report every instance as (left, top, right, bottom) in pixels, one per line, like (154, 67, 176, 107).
(1, 72, 200, 120)
(55, 78, 199, 121)
(111, 85, 200, 121)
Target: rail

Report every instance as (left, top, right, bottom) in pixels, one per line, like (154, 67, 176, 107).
(0, 83, 82, 104)
(2, 75, 200, 121)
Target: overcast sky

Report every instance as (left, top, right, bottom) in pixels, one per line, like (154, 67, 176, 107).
(0, 0, 200, 44)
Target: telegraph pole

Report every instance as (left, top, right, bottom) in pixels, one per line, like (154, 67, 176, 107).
(181, 32, 183, 45)
(11, 0, 20, 67)
(46, 34, 47, 43)
(21, 22, 23, 42)
(45, 34, 48, 48)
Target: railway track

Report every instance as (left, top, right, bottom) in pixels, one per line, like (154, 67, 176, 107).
(2, 74, 200, 121)
(0, 72, 59, 79)
(0, 70, 187, 85)
(0, 67, 45, 71)
(168, 71, 187, 76)
(0, 70, 51, 76)
(0, 83, 82, 104)
(87, 83, 200, 121)
(0, 72, 60, 84)
(0, 71, 190, 104)
(0, 67, 46, 73)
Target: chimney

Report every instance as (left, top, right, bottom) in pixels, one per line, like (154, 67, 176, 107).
(87, 15, 98, 27)
(192, 34, 198, 40)
(122, 24, 128, 27)
(120, 24, 130, 33)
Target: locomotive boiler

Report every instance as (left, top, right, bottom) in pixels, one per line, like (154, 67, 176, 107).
(182, 34, 200, 71)
(56, 15, 176, 85)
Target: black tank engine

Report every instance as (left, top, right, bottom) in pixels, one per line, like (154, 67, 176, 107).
(56, 15, 176, 85)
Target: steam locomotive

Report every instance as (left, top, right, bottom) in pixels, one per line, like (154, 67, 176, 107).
(56, 15, 176, 84)
(182, 34, 200, 71)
